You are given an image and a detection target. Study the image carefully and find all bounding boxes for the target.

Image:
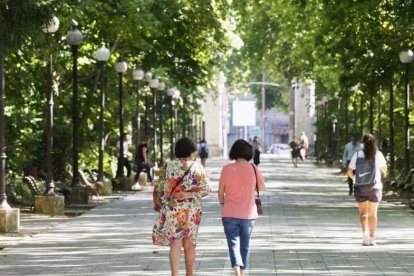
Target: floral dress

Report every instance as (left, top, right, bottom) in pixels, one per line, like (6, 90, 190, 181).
(152, 159, 210, 246)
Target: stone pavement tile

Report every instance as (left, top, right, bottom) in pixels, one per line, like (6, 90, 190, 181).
(249, 251, 276, 273)
(195, 251, 228, 271)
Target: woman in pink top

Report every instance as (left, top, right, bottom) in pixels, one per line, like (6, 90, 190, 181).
(218, 139, 265, 276)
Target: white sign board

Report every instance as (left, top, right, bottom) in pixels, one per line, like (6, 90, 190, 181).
(232, 100, 256, 126)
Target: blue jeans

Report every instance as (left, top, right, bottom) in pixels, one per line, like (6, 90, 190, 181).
(222, 217, 255, 269)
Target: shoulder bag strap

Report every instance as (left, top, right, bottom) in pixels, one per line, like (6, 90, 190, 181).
(169, 162, 195, 196)
(251, 164, 259, 198)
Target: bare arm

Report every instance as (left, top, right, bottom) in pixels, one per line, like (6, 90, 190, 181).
(380, 166, 387, 177)
(218, 186, 225, 205)
(347, 168, 354, 180)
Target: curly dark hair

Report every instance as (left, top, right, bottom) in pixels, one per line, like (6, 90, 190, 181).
(175, 137, 197, 158)
(229, 139, 253, 161)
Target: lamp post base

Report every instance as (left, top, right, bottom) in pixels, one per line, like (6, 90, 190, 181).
(35, 195, 65, 216)
(70, 186, 89, 204)
(0, 208, 20, 233)
(112, 176, 134, 191)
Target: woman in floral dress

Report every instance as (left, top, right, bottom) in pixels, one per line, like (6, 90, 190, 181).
(152, 137, 210, 276)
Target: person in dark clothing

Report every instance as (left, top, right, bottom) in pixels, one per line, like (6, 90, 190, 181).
(198, 139, 209, 167)
(134, 138, 153, 186)
(289, 136, 301, 167)
(251, 136, 261, 166)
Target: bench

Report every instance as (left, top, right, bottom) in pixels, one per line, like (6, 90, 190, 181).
(65, 170, 104, 198)
(22, 176, 43, 197)
(22, 175, 71, 206)
(390, 169, 414, 195)
(78, 169, 105, 197)
(6, 184, 36, 212)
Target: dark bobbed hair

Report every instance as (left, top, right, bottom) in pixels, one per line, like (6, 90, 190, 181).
(362, 133, 377, 160)
(351, 132, 360, 141)
(229, 139, 253, 161)
(175, 137, 197, 158)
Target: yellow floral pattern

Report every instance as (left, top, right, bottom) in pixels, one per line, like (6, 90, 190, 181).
(152, 159, 210, 246)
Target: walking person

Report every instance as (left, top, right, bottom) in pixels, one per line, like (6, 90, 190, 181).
(152, 137, 210, 276)
(289, 136, 301, 167)
(116, 132, 133, 177)
(251, 136, 261, 166)
(342, 133, 363, 195)
(134, 138, 153, 187)
(218, 139, 265, 276)
(347, 134, 387, 246)
(299, 131, 309, 160)
(198, 138, 209, 167)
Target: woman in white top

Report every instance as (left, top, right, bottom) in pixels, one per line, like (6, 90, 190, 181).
(347, 134, 387, 246)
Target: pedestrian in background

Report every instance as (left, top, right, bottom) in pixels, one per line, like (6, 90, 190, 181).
(289, 136, 301, 167)
(347, 133, 387, 246)
(198, 138, 209, 167)
(251, 136, 261, 166)
(116, 132, 133, 177)
(134, 138, 153, 187)
(218, 139, 265, 276)
(342, 133, 363, 195)
(299, 131, 309, 160)
(152, 137, 210, 276)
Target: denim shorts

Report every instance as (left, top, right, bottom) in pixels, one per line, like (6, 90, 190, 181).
(354, 188, 382, 203)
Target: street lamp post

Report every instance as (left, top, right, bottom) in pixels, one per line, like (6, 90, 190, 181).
(399, 49, 414, 174)
(360, 94, 364, 135)
(157, 81, 165, 163)
(181, 96, 187, 138)
(261, 74, 265, 146)
(149, 78, 159, 162)
(248, 80, 281, 142)
(216, 72, 227, 156)
(42, 15, 59, 195)
(0, 48, 9, 209)
(389, 79, 395, 176)
(167, 87, 177, 159)
(143, 72, 153, 138)
(290, 78, 298, 138)
(66, 21, 83, 187)
(377, 87, 382, 150)
(353, 100, 357, 134)
(350, 84, 359, 136)
(132, 68, 144, 149)
(115, 59, 128, 178)
(95, 43, 110, 182)
(344, 95, 349, 143)
(369, 93, 374, 133)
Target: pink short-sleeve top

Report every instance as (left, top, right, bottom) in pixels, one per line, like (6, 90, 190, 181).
(219, 162, 265, 219)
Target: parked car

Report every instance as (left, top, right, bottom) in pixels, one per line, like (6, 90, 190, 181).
(267, 143, 291, 156)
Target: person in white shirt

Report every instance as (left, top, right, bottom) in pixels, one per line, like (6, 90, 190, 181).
(347, 134, 387, 246)
(299, 132, 309, 160)
(342, 133, 363, 195)
(116, 132, 133, 177)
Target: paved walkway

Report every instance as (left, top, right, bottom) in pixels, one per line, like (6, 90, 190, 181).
(1, 155, 414, 275)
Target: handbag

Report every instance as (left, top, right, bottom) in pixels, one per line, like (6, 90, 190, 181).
(153, 162, 194, 212)
(251, 164, 263, 215)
